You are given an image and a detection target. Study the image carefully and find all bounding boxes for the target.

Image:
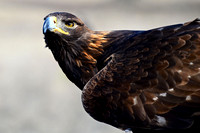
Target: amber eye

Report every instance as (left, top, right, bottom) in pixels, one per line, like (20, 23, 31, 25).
(65, 21, 75, 28)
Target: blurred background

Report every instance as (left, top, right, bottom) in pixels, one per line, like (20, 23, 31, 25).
(0, 0, 200, 133)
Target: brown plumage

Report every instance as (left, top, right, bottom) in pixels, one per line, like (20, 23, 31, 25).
(43, 12, 200, 132)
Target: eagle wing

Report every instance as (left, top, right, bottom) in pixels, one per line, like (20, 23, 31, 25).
(82, 19, 200, 130)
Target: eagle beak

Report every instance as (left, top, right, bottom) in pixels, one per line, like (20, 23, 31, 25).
(43, 16, 69, 35)
(43, 16, 57, 34)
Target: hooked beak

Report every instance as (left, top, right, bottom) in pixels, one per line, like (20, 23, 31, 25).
(43, 16, 69, 35)
(43, 16, 57, 34)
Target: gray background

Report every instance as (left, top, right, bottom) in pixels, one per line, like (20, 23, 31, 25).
(0, 0, 200, 133)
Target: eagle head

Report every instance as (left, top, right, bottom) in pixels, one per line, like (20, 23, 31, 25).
(43, 12, 90, 42)
(43, 12, 109, 89)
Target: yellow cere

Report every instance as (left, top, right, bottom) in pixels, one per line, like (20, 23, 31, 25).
(51, 16, 69, 35)
(53, 28, 69, 35)
(52, 16, 57, 24)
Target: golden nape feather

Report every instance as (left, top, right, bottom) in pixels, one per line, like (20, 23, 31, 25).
(43, 12, 200, 132)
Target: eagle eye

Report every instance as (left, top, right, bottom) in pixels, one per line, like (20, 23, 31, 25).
(65, 21, 76, 28)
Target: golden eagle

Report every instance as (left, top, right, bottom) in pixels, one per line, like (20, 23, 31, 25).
(43, 12, 200, 132)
